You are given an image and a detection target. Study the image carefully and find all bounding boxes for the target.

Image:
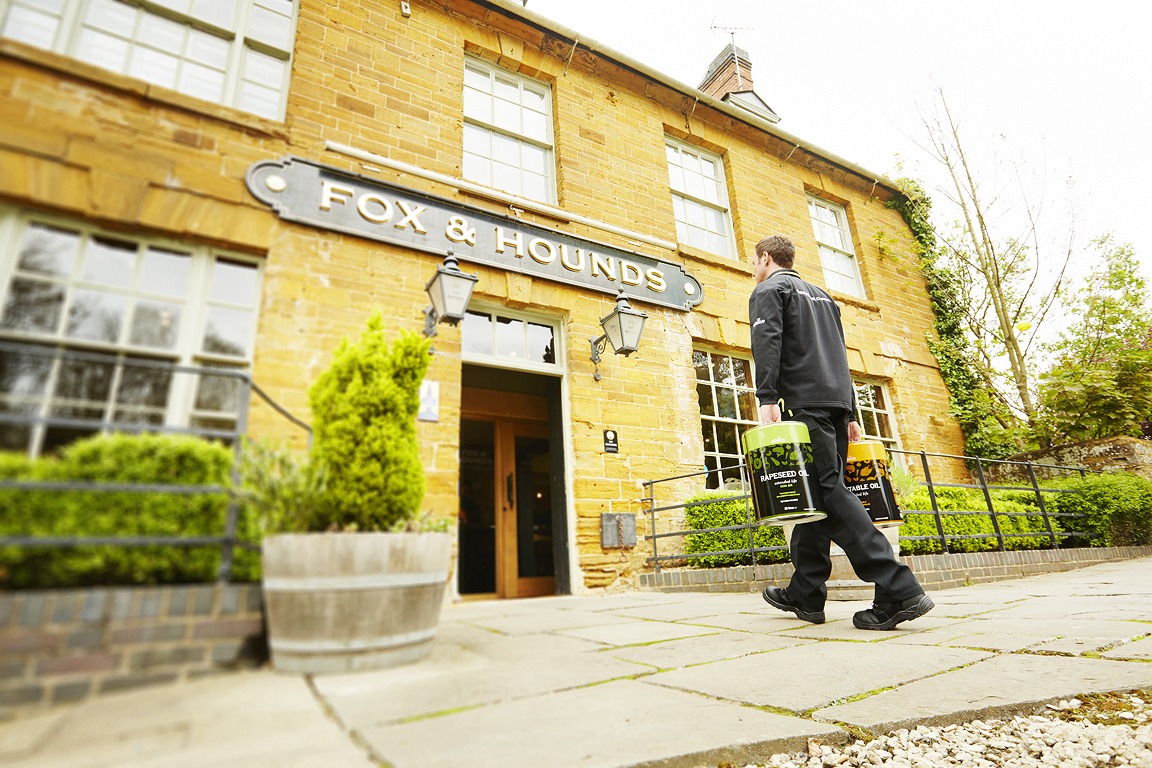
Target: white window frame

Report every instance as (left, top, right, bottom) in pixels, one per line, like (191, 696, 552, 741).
(853, 379, 902, 457)
(665, 137, 736, 259)
(808, 195, 866, 299)
(0, 206, 263, 456)
(693, 347, 758, 490)
(461, 56, 556, 205)
(459, 303, 563, 376)
(0, 0, 297, 120)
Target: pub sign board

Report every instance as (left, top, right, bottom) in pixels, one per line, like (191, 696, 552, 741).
(246, 156, 705, 312)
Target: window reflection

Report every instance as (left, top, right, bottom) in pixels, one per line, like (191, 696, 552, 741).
(18, 224, 79, 276)
(66, 289, 125, 342)
(139, 249, 191, 297)
(526, 322, 554, 364)
(195, 365, 243, 412)
(81, 237, 136, 287)
(1, 279, 65, 333)
(51, 358, 114, 419)
(130, 300, 181, 349)
(0, 349, 53, 411)
(460, 310, 492, 356)
(495, 316, 523, 359)
(209, 259, 258, 306)
(202, 306, 251, 356)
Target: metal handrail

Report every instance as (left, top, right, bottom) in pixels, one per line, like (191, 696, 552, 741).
(641, 449, 1099, 572)
(0, 342, 311, 581)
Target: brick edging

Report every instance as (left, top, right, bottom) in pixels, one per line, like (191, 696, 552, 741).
(0, 583, 266, 720)
(635, 546, 1152, 593)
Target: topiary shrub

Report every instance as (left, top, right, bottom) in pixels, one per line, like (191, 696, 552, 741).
(1048, 474, 1152, 547)
(898, 486, 1057, 555)
(683, 491, 789, 568)
(307, 312, 431, 531)
(0, 433, 258, 589)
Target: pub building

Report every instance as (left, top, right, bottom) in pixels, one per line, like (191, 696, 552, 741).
(0, 0, 966, 599)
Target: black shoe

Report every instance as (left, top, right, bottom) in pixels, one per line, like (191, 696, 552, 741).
(853, 594, 935, 630)
(762, 586, 825, 624)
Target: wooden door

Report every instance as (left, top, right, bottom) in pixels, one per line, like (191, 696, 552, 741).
(459, 388, 556, 599)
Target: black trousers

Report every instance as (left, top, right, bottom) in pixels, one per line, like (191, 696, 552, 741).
(785, 407, 924, 610)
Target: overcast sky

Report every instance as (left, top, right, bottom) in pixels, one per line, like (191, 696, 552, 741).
(523, 1, 1152, 291)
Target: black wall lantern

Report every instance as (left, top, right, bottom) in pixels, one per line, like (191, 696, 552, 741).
(589, 290, 647, 381)
(423, 248, 479, 337)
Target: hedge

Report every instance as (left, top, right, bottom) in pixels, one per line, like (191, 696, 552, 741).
(684, 491, 789, 568)
(1047, 473, 1152, 547)
(897, 486, 1062, 555)
(0, 433, 260, 589)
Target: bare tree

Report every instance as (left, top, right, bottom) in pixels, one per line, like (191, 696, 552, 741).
(909, 87, 1075, 433)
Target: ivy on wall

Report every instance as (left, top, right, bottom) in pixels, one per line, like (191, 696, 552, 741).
(886, 182, 1019, 460)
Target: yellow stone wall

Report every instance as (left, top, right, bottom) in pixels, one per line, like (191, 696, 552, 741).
(0, 0, 967, 594)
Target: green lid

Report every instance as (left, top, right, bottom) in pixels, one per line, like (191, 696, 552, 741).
(741, 421, 811, 452)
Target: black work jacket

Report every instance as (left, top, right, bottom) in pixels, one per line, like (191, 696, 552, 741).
(748, 268, 857, 415)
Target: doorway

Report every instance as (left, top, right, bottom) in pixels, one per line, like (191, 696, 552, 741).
(457, 366, 569, 599)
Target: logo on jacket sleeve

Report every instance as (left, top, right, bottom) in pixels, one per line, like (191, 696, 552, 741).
(753, 318, 765, 327)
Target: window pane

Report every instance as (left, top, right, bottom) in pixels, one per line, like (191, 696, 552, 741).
(463, 122, 489, 154)
(693, 350, 710, 380)
(238, 80, 279, 119)
(248, 5, 291, 49)
(700, 420, 715, 453)
(462, 152, 490, 186)
(1, 279, 65, 334)
(85, 0, 136, 36)
(711, 354, 734, 385)
(2, 5, 60, 48)
(493, 74, 518, 102)
(186, 28, 229, 67)
(116, 362, 172, 408)
(716, 387, 736, 419)
(129, 300, 181, 349)
(66, 290, 125, 342)
(129, 46, 179, 89)
(491, 132, 518, 165)
(18, 224, 78, 276)
(244, 48, 286, 85)
(77, 28, 130, 71)
(522, 143, 546, 175)
(463, 62, 490, 92)
(194, 366, 242, 411)
(737, 390, 757, 421)
(180, 61, 225, 101)
(492, 161, 519, 195)
(522, 110, 547, 142)
(871, 384, 887, 410)
(138, 12, 184, 52)
(463, 86, 490, 123)
(53, 358, 114, 414)
(209, 260, 258, 306)
(202, 306, 251, 356)
(495, 316, 523, 359)
(860, 409, 878, 437)
(696, 382, 714, 417)
(526, 322, 554, 364)
(460, 310, 492, 356)
(0, 349, 53, 404)
(521, 172, 546, 203)
(192, 0, 236, 28)
(138, 248, 190, 298)
(492, 97, 519, 132)
(81, 237, 136, 287)
(715, 422, 737, 455)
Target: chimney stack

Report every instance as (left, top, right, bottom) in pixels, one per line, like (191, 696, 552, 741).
(699, 44, 754, 100)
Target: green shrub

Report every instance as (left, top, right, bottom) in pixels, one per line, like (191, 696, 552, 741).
(1048, 474, 1152, 547)
(683, 491, 789, 568)
(898, 486, 1059, 555)
(308, 313, 431, 531)
(0, 433, 259, 589)
(237, 437, 327, 535)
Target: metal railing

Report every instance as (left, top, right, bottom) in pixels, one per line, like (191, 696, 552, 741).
(0, 341, 311, 582)
(643, 448, 1101, 573)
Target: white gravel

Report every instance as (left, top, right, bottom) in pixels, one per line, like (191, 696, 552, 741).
(750, 695, 1152, 768)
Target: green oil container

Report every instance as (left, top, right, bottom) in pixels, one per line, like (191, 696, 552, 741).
(741, 421, 826, 526)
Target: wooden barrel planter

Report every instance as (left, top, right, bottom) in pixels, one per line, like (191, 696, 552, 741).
(262, 532, 451, 674)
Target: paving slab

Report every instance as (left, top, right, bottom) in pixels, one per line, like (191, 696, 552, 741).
(1033, 636, 1126, 655)
(607, 632, 812, 670)
(461, 608, 636, 635)
(925, 602, 1009, 618)
(358, 679, 845, 768)
(0, 672, 372, 768)
(1102, 635, 1152, 660)
(883, 617, 1150, 647)
(644, 641, 990, 712)
(556, 620, 725, 647)
(676, 611, 813, 633)
(814, 653, 1152, 733)
(774, 615, 959, 642)
(986, 595, 1152, 621)
(940, 633, 1058, 652)
(315, 648, 643, 727)
(607, 598, 755, 622)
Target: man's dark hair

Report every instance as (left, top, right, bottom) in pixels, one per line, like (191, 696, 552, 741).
(756, 235, 795, 269)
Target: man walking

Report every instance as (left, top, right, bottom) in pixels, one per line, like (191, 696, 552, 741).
(749, 234, 933, 630)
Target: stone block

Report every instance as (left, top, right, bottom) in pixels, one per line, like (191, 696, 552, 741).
(129, 646, 206, 670)
(0, 631, 57, 654)
(110, 590, 133, 620)
(245, 586, 263, 613)
(0, 596, 12, 628)
(192, 587, 214, 616)
(109, 623, 188, 645)
(211, 641, 242, 664)
(37, 653, 119, 676)
(51, 594, 78, 624)
(99, 672, 179, 694)
(79, 591, 106, 623)
(0, 661, 25, 679)
(138, 592, 161, 618)
(20, 596, 46, 626)
(168, 588, 190, 617)
(51, 680, 92, 704)
(65, 628, 102, 649)
(219, 585, 242, 615)
(0, 684, 44, 706)
(191, 618, 263, 640)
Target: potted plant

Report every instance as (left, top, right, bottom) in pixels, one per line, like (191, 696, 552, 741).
(244, 312, 450, 673)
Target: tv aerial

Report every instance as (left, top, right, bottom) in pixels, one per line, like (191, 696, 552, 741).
(709, 18, 756, 89)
